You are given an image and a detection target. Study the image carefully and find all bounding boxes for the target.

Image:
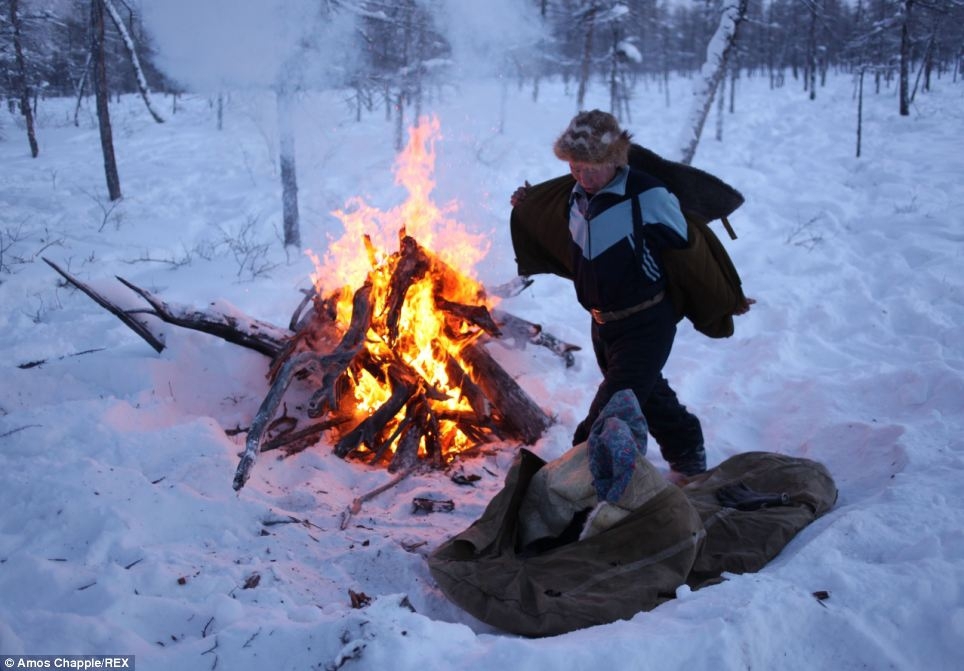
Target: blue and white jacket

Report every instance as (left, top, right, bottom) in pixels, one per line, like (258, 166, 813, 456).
(567, 166, 688, 313)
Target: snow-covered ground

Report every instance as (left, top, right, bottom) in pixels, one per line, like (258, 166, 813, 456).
(1, 72, 962, 670)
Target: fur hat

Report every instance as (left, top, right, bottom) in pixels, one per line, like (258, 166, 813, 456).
(553, 110, 632, 166)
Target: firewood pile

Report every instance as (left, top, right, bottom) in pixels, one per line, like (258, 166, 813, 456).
(228, 228, 557, 490)
(43, 244, 576, 492)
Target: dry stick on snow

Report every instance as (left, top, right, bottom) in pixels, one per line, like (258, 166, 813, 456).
(339, 466, 418, 531)
(18, 347, 106, 369)
(488, 275, 534, 298)
(232, 350, 325, 491)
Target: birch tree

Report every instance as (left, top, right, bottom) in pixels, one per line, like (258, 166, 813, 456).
(91, 0, 121, 200)
(676, 0, 749, 165)
(102, 0, 163, 123)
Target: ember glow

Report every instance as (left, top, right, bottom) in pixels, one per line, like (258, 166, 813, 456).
(305, 116, 496, 463)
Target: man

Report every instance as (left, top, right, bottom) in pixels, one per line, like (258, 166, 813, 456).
(512, 110, 714, 478)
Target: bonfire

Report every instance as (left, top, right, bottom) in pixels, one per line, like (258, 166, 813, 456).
(44, 117, 576, 497)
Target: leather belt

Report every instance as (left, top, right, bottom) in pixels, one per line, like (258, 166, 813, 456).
(591, 291, 665, 324)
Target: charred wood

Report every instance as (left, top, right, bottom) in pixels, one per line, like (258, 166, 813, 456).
(386, 235, 431, 345)
(436, 298, 501, 337)
(459, 341, 553, 444)
(305, 282, 375, 418)
(442, 352, 492, 423)
(260, 417, 349, 455)
(333, 361, 417, 459)
(388, 412, 423, 473)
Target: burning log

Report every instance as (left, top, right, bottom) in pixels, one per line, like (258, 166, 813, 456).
(303, 281, 375, 418)
(459, 341, 552, 445)
(385, 235, 431, 345)
(333, 361, 418, 459)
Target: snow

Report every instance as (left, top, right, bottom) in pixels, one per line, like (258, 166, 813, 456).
(2, 72, 963, 671)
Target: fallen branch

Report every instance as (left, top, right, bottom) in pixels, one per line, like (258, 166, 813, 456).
(18, 347, 105, 369)
(116, 276, 289, 357)
(44, 257, 165, 353)
(260, 417, 349, 455)
(492, 308, 581, 367)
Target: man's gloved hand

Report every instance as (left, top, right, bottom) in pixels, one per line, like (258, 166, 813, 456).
(510, 181, 531, 208)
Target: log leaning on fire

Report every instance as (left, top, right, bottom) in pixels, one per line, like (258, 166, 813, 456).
(233, 281, 376, 491)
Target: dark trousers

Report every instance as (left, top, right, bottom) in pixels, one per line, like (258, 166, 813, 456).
(572, 298, 706, 474)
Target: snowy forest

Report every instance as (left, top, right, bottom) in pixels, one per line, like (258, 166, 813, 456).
(4, 0, 964, 253)
(5, 0, 964, 159)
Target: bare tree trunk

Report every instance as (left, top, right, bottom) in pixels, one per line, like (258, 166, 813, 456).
(92, 0, 122, 201)
(856, 68, 865, 158)
(899, 0, 913, 116)
(576, 3, 598, 109)
(676, 0, 749, 165)
(911, 30, 937, 103)
(10, 0, 39, 158)
(277, 88, 300, 248)
(729, 63, 738, 113)
(806, 0, 819, 101)
(394, 90, 405, 151)
(608, 23, 619, 115)
(102, 0, 164, 123)
(715, 70, 726, 141)
(73, 52, 93, 127)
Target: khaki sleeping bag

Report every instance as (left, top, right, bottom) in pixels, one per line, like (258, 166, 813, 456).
(428, 449, 836, 637)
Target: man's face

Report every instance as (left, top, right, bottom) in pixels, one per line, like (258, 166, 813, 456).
(569, 161, 617, 195)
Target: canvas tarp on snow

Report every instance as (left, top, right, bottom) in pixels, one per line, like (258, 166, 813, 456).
(428, 449, 836, 637)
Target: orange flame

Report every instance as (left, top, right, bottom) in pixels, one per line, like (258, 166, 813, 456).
(305, 116, 495, 461)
